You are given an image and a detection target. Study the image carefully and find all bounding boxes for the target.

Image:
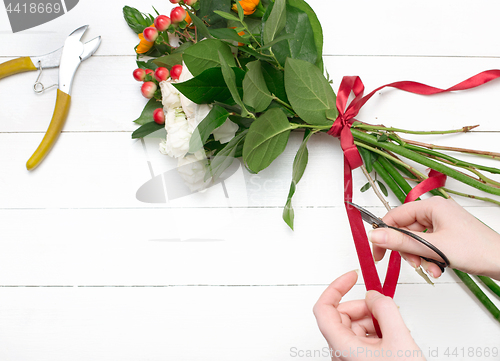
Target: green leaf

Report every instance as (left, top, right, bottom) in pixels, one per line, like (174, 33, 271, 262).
(187, 10, 212, 40)
(243, 61, 273, 112)
(261, 62, 288, 103)
(183, 39, 236, 76)
(272, 5, 318, 67)
(213, 10, 241, 22)
(287, 0, 324, 69)
(360, 182, 371, 193)
(283, 130, 313, 230)
(207, 130, 248, 182)
(357, 146, 374, 173)
(199, 0, 232, 28)
(263, 0, 286, 45)
(209, 28, 250, 44)
(173, 67, 246, 105)
(219, 51, 250, 117)
(236, 1, 244, 21)
(285, 58, 337, 125)
(153, 53, 183, 69)
(242, 108, 292, 173)
(133, 99, 163, 125)
(259, 33, 295, 50)
(189, 106, 230, 152)
(137, 59, 158, 71)
(123, 6, 151, 34)
(377, 180, 389, 197)
(132, 121, 164, 139)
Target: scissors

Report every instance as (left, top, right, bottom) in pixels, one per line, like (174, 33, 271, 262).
(0, 25, 101, 170)
(347, 202, 450, 272)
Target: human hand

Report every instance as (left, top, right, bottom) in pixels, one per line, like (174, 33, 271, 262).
(369, 197, 500, 280)
(313, 271, 425, 361)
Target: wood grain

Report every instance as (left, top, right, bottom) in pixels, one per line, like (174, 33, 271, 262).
(0, 1, 499, 360)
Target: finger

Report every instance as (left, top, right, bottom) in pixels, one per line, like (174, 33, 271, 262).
(400, 252, 421, 269)
(313, 271, 359, 345)
(368, 228, 445, 262)
(351, 317, 377, 337)
(337, 300, 371, 321)
(365, 291, 410, 339)
(381, 200, 437, 229)
(372, 243, 387, 262)
(420, 258, 443, 279)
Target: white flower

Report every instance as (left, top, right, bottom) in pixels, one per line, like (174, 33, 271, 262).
(160, 81, 181, 109)
(163, 108, 191, 158)
(177, 150, 212, 192)
(213, 119, 239, 144)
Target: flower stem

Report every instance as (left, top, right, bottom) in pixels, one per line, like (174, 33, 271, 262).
(360, 165, 392, 211)
(454, 269, 500, 322)
(398, 141, 500, 175)
(372, 159, 408, 204)
(477, 275, 500, 299)
(272, 96, 294, 112)
(399, 138, 500, 161)
(351, 129, 500, 196)
(352, 123, 479, 135)
(442, 188, 500, 206)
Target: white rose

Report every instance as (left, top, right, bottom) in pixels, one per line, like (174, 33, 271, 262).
(164, 108, 191, 158)
(177, 150, 212, 192)
(187, 103, 212, 130)
(160, 81, 181, 109)
(212, 119, 239, 144)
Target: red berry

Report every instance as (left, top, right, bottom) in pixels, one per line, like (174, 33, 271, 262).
(145, 69, 154, 75)
(170, 7, 186, 24)
(169, 0, 181, 3)
(154, 67, 170, 82)
(154, 15, 171, 31)
(153, 108, 166, 125)
(185, 0, 197, 5)
(133, 68, 146, 82)
(170, 64, 183, 80)
(141, 81, 157, 99)
(143, 27, 158, 42)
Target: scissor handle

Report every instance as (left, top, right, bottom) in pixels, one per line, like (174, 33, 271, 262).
(387, 225, 450, 273)
(0, 57, 37, 80)
(26, 89, 71, 170)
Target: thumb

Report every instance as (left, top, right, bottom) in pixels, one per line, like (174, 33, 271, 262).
(368, 228, 441, 261)
(365, 290, 410, 339)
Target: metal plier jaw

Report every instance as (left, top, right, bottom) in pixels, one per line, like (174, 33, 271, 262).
(0, 25, 101, 170)
(347, 202, 450, 273)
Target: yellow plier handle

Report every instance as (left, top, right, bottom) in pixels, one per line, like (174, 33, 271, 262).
(0, 57, 37, 80)
(26, 89, 71, 170)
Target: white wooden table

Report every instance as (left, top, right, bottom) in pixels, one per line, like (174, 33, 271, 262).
(1, 1, 500, 360)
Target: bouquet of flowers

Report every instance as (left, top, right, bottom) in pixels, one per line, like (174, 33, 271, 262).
(123, 0, 500, 321)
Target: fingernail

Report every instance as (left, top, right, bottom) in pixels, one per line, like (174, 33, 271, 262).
(421, 259, 435, 278)
(409, 261, 417, 269)
(365, 290, 381, 300)
(354, 269, 360, 277)
(367, 229, 387, 244)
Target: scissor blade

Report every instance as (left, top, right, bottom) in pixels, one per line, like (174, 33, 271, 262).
(346, 202, 385, 227)
(68, 25, 89, 42)
(81, 36, 101, 61)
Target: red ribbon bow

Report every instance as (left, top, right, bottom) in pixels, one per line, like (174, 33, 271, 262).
(330, 70, 500, 336)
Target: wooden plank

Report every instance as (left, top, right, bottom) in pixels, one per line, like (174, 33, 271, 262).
(2, 131, 500, 208)
(2, 1, 500, 57)
(2, 56, 500, 132)
(0, 284, 497, 360)
(0, 207, 498, 286)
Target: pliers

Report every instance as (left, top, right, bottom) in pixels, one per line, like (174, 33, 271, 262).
(0, 25, 101, 170)
(347, 202, 450, 272)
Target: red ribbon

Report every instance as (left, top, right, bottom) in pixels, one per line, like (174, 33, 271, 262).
(330, 70, 500, 336)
